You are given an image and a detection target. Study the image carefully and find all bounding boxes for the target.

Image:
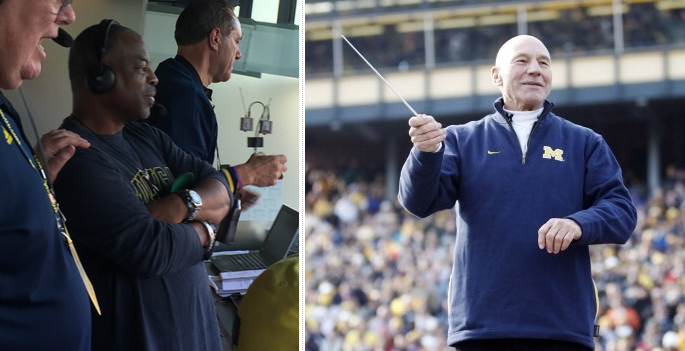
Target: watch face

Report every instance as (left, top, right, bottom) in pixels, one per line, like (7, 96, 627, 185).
(188, 189, 202, 206)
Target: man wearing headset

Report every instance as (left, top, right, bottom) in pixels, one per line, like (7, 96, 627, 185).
(54, 20, 232, 350)
(0, 1, 93, 350)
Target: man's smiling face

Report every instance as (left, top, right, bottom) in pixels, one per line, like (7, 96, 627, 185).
(492, 35, 552, 111)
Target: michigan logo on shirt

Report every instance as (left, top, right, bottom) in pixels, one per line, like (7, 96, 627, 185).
(131, 166, 172, 204)
(4, 126, 13, 145)
(542, 146, 564, 161)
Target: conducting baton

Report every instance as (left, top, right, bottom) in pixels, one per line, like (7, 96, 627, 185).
(341, 35, 419, 117)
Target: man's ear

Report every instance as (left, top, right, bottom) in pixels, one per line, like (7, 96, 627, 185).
(491, 66, 502, 87)
(208, 28, 222, 51)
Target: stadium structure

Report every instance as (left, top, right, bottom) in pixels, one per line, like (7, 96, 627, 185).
(305, 0, 685, 198)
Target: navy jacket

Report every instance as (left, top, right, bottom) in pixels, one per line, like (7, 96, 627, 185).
(0, 92, 91, 350)
(399, 99, 637, 348)
(147, 57, 218, 164)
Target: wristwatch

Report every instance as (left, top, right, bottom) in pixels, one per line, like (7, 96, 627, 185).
(176, 189, 202, 222)
(201, 221, 216, 260)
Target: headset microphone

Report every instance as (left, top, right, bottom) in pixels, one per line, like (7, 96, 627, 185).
(53, 28, 74, 48)
(151, 103, 167, 116)
(87, 19, 119, 94)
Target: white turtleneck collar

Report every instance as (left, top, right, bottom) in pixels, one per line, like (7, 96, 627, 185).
(504, 107, 543, 154)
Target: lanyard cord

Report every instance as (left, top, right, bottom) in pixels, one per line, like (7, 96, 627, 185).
(1, 93, 101, 315)
(0, 107, 41, 177)
(18, 87, 55, 189)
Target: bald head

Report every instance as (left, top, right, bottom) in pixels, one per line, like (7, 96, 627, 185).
(495, 35, 550, 69)
(491, 35, 552, 111)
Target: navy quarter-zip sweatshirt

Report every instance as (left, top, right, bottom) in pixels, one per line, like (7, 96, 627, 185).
(398, 98, 637, 348)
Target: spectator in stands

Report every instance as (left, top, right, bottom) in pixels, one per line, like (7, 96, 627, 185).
(304, 162, 685, 350)
(305, 2, 685, 76)
(398, 34, 637, 350)
(305, 164, 455, 350)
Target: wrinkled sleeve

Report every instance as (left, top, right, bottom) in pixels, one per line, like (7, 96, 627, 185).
(55, 147, 204, 279)
(398, 129, 461, 218)
(567, 135, 637, 245)
(150, 125, 230, 196)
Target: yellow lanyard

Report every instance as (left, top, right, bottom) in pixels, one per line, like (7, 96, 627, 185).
(0, 108, 101, 315)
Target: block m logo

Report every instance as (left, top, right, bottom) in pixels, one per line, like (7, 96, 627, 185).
(542, 146, 564, 161)
(4, 126, 13, 145)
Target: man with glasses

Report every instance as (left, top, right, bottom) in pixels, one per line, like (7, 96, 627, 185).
(0, 0, 93, 350)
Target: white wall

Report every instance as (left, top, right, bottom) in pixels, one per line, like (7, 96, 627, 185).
(211, 73, 300, 212)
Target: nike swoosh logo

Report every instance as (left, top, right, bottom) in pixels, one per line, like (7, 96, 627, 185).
(487, 150, 500, 155)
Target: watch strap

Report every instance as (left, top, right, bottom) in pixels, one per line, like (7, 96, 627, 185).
(175, 189, 201, 222)
(201, 220, 216, 260)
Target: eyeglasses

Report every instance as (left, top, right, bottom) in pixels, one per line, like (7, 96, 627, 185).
(58, 0, 73, 13)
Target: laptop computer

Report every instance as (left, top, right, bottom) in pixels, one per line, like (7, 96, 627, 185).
(210, 204, 299, 272)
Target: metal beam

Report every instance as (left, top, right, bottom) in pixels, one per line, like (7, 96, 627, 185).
(277, 0, 298, 24)
(239, 0, 253, 18)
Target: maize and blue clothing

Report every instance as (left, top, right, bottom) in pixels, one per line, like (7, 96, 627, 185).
(0, 92, 91, 351)
(399, 98, 637, 349)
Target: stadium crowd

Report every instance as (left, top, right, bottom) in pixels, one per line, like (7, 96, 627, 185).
(305, 1, 685, 76)
(304, 164, 685, 350)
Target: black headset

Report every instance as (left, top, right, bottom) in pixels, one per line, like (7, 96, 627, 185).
(86, 19, 119, 94)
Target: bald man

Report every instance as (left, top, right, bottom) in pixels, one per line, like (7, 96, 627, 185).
(398, 35, 637, 350)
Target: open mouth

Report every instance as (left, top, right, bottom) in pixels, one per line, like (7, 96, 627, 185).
(145, 95, 156, 106)
(37, 41, 47, 60)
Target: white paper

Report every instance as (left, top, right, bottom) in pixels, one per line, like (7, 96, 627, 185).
(209, 275, 255, 296)
(219, 269, 265, 280)
(240, 180, 283, 221)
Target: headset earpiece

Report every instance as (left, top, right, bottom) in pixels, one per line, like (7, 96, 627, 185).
(87, 19, 119, 94)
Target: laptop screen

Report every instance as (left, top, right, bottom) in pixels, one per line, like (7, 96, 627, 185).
(261, 205, 299, 263)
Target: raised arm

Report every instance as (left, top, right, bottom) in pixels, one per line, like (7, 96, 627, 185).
(398, 114, 459, 218)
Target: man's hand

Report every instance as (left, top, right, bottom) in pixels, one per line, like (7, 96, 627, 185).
(408, 114, 445, 153)
(146, 178, 231, 224)
(538, 218, 582, 254)
(238, 188, 261, 211)
(34, 129, 90, 181)
(234, 152, 287, 187)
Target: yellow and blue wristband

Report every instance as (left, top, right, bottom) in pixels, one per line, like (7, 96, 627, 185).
(221, 166, 243, 194)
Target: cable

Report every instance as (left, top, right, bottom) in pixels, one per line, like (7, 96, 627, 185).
(19, 86, 53, 187)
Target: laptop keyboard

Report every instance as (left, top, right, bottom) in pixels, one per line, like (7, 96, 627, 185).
(224, 253, 268, 270)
